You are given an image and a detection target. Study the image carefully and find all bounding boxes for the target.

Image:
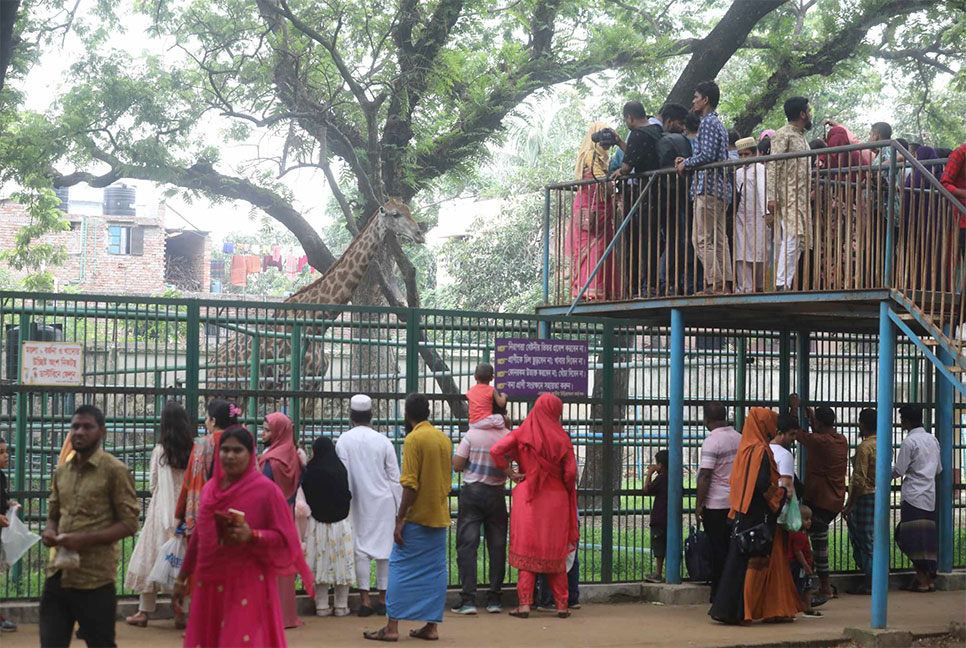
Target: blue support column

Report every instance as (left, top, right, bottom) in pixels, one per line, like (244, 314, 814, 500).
(936, 333, 954, 573)
(667, 308, 684, 584)
(872, 302, 895, 629)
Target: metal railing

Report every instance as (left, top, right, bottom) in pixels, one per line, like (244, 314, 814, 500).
(1, 293, 963, 600)
(545, 142, 964, 316)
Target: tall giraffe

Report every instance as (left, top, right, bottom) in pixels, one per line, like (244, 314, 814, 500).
(206, 198, 424, 394)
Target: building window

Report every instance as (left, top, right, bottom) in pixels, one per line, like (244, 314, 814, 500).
(108, 225, 131, 254)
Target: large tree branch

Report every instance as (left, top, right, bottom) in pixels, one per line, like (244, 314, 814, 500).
(732, 0, 942, 135)
(665, 0, 789, 107)
(53, 150, 337, 272)
(413, 46, 648, 189)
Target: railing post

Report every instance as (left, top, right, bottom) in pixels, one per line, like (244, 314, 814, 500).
(884, 146, 897, 286)
(600, 322, 615, 583)
(542, 187, 551, 305)
(405, 310, 420, 395)
(872, 301, 895, 629)
(289, 324, 302, 442)
(936, 329, 954, 573)
(185, 301, 200, 426)
(667, 308, 685, 584)
(248, 336, 260, 426)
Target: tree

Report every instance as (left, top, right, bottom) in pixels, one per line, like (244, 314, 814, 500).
(14, 0, 956, 312)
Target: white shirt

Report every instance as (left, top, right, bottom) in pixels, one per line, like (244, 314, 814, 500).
(892, 427, 942, 511)
(336, 426, 403, 559)
(699, 425, 742, 510)
(734, 162, 768, 262)
(769, 443, 795, 480)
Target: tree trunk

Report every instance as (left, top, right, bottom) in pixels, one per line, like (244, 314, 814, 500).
(665, 0, 788, 107)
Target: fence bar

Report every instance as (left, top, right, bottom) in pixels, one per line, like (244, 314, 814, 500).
(937, 329, 954, 573)
(735, 336, 746, 430)
(667, 308, 684, 584)
(779, 331, 791, 413)
(796, 330, 810, 475)
(872, 301, 895, 628)
(405, 311, 420, 395)
(248, 336, 261, 423)
(289, 324, 302, 441)
(600, 322, 615, 583)
(542, 187, 551, 305)
(185, 302, 200, 423)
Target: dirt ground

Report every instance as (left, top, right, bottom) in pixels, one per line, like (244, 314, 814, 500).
(3, 590, 964, 648)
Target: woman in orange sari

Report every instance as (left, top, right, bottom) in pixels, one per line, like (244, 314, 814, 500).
(567, 122, 618, 300)
(709, 407, 803, 624)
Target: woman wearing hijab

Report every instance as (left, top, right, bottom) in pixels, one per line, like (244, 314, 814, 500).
(299, 436, 356, 617)
(490, 393, 578, 618)
(261, 412, 305, 628)
(174, 425, 314, 648)
(709, 407, 803, 625)
(567, 121, 618, 300)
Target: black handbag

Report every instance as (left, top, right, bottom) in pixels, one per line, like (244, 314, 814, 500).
(733, 519, 773, 557)
(685, 525, 713, 581)
(732, 451, 775, 558)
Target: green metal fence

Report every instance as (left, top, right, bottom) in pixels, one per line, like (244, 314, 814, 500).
(1, 291, 963, 600)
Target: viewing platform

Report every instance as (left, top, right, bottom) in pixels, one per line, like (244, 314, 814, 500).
(537, 140, 965, 372)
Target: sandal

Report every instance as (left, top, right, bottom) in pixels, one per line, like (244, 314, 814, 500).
(358, 605, 377, 617)
(804, 609, 823, 617)
(409, 626, 439, 641)
(508, 608, 530, 619)
(125, 612, 148, 628)
(557, 610, 571, 619)
(363, 628, 398, 642)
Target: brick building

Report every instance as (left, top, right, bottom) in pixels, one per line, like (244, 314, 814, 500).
(0, 184, 211, 295)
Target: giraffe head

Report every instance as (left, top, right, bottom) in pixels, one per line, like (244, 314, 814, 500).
(379, 198, 424, 244)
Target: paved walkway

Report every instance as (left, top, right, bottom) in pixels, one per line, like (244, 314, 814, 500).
(4, 590, 964, 647)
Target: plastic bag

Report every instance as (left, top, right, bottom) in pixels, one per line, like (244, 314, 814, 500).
(148, 534, 186, 592)
(51, 547, 81, 570)
(0, 505, 41, 568)
(778, 490, 803, 532)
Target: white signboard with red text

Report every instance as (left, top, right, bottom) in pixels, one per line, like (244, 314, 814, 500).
(20, 341, 83, 386)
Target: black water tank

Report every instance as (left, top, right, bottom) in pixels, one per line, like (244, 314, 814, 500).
(103, 183, 136, 216)
(5, 322, 64, 380)
(54, 187, 69, 213)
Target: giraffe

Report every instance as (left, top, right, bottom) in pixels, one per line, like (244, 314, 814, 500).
(205, 198, 424, 399)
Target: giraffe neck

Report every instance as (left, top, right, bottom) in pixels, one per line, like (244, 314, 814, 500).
(285, 213, 387, 305)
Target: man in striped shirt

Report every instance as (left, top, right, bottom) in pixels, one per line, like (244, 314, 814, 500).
(452, 413, 511, 614)
(675, 80, 733, 293)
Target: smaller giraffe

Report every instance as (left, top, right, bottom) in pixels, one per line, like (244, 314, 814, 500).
(206, 198, 424, 395)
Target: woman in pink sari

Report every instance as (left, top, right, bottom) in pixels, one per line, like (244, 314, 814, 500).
(175, 425, 313, 648)
(260, 412, 305, 628)
(567, 121, 618, 300)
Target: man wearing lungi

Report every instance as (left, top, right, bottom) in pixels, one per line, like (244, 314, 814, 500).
(893, 404, 942, 593)
(365, 393, 453, 642)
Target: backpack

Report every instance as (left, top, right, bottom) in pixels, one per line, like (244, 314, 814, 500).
(685, 525, 713, 582)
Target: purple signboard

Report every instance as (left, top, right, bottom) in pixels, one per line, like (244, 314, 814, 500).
(494, 338, 588, 398)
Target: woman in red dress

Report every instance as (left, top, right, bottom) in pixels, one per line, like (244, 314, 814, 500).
(490, 393, 578, 618)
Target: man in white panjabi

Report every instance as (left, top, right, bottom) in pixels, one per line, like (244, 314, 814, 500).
(733, 136, 769, 293)
(336, 394, 403, 617)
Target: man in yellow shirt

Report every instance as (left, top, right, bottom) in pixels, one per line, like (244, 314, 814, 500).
(843, 408, 876, 595)
(364, 393, 452, 642)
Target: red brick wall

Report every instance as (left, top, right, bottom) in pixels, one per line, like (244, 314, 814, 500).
(0, 201, 167, 295)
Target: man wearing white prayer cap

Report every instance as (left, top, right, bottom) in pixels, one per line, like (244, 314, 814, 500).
(335, 394, 403, 616)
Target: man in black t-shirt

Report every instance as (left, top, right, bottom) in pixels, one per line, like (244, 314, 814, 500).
(611, 101, 663, 297)
(656, 103, 700, 295)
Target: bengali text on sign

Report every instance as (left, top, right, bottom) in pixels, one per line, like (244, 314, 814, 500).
(494, 337, 588, 397)
(20, 341, 83, 386)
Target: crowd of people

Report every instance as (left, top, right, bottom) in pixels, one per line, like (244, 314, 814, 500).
(0, 361, 947, 645)
(566, 79, 966, 300)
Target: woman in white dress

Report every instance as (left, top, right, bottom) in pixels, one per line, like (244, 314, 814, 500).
(298, 435, 356, 616)
(124, 400, 195, 627)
